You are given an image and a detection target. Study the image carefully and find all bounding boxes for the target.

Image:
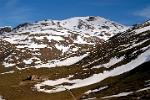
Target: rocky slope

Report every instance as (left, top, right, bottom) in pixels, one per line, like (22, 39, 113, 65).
(0, 16, 127, 70)
(0, 17, 149, 100)
(31, 20, 150, 100)
(78, 20, 150, 100)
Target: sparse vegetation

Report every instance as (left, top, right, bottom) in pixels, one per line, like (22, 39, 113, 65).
(0, 18, 150, 100)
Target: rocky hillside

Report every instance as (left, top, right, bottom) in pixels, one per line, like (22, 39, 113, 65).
(78, 20, 150, 100)
(0, 16, 127, 70)
(0, 18, 149, 100)
(32, 20, 150, 100)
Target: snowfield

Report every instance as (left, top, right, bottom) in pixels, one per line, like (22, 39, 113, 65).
(34, 49, 150, 93)
(34, 53, 89, 68)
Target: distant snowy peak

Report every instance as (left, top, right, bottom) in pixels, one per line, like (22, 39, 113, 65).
(0, 26, 12, 34)
(60, 16, 127, 31)
(0, 16, 129, 69)
(13, 16, 128, 39)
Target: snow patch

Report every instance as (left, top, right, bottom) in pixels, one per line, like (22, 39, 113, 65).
(74, 36, 94, 45)
(55, 44, 70, 53)
(35, 53, 88, 68)
(136, 87, 150, 92)
(3, 62, 15, 67)
(1, 71, 14, 75)
(93, 56, 124, 68)
(102, 92, 133, 99)
(85, 86, 108, 94)
(23, 59, 33, 64)
(34, 49, 150, 93)
(135, 25, 150, 34)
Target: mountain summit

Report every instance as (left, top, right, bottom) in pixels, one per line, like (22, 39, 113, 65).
(13, 16, 128, 40)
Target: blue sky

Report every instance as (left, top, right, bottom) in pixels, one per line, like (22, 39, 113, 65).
(0, 0, 150, 27)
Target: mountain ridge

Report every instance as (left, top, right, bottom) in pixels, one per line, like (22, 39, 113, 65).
(12, 16, 128, 38)
(0, 16, 128, 69)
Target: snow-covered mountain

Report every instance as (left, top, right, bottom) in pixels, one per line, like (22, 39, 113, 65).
(33, 20, 150, 99)
(0, 16, 128, 69)
(0, 17, 149, 100)
(13, 16, 128, 40)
